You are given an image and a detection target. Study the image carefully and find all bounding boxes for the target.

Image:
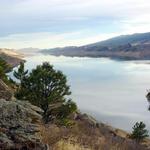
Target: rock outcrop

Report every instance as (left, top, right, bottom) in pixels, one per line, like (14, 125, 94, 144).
(0, 99, 48, 150)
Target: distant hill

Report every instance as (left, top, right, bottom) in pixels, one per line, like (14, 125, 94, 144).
(88, 32, 150, 47)
(41, 32, 150, 60)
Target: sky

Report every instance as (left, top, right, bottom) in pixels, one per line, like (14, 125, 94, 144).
(0, 0, 150, 49)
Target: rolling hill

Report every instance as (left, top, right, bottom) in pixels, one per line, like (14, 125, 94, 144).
(41, 32, 150, 60)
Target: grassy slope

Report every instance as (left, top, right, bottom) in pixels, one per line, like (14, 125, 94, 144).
(40, 114, 149, 150)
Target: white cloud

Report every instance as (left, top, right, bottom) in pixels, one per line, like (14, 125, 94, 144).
(3, 0, 149, 18)
(0, 0, 150, 48)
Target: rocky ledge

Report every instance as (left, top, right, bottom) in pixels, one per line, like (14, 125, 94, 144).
(0, 99, 48, 150)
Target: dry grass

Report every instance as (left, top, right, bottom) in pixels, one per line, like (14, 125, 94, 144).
(39, 119, 149, 150)
(54, 139, 91, 150)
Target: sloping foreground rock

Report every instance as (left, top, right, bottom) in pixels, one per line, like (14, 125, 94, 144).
(0, 99, 48, 150)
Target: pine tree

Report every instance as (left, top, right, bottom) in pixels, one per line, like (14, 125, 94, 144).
(14, 62, 75, 121)
(130, 122, 149, 143)
(13, 62, 28, 83)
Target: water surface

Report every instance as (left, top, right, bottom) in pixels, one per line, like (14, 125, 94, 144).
(16, 54, 150, 131)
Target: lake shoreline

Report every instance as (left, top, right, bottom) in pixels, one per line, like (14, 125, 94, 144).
(10, 53, 150, 132)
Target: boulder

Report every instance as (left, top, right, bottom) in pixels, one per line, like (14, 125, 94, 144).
(75, 113, 98, 127)
(0, 99, 48, 150)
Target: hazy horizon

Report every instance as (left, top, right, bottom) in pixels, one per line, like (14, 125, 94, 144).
(2, 31, 150, 50)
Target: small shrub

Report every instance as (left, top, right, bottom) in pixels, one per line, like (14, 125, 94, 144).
(57, 100, 77, 119)
(130, 122, 149, 143)
(57, 118, 75, 127)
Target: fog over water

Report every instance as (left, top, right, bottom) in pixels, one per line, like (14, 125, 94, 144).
(13, 54, 150, 131)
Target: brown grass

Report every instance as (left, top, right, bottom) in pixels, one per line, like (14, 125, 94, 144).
(39, 119, 149, 150)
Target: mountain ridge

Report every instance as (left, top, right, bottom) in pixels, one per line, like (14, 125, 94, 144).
(86, 32, 150, 47)
(41, 32, 150, 60)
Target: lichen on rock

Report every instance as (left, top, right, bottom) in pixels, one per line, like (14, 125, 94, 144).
(0, 99, 48, 150)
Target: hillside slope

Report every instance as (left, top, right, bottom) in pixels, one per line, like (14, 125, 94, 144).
(41, 113, 149, 150)
(0, 48, 24, 67)
(88, 32, 150, 47)
(42, 32, 150, 60)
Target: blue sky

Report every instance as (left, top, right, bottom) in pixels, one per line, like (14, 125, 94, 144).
(0, 0, 150, 49)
